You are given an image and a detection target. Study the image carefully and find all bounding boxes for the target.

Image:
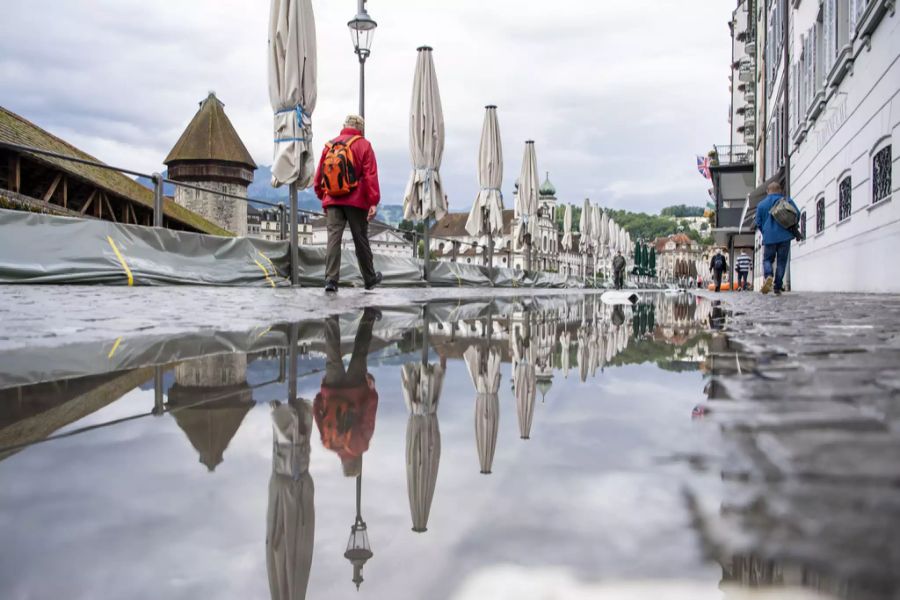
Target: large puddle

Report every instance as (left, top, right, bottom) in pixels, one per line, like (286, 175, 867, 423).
(0, 293, 836, 599)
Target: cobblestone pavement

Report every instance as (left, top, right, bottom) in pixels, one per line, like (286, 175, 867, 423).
(691, 290, 900, 600)
(0, 285, 602, 352)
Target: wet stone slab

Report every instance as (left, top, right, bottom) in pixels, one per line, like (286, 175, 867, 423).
(691, 291, 900, 599)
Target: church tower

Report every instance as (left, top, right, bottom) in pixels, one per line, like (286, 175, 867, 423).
(164, 92, 256, 236)
(537, 172, 558, 270)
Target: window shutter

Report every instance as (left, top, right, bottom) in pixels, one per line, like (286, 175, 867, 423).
(824, 0, 836, 75)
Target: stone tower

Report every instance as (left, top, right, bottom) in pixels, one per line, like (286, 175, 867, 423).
(164, 92, 256, 236)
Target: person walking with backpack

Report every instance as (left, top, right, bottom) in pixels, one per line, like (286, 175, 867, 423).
(612, 250, 626, 290)
(314, 115, 382, 293)
(735, 249, 752, 291)
(755, 181, 801, 296)
(709, 249, 728, 292)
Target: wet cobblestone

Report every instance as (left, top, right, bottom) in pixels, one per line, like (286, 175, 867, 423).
(692, 291, 900, 600)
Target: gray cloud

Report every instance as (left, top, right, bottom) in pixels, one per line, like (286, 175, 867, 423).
(0, 0, 731, 213)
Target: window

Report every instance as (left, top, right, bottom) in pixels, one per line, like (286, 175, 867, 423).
(839, 176, 852, 220)
(799, 210, 807, 238)
(816, 197, 826, 233)
(872, 144, 892, 203)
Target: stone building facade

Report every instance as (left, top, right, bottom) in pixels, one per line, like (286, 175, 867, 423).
(164, 92, 256, 237)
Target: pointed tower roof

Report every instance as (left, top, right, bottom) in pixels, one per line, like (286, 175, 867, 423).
(164, 92, 256, 170)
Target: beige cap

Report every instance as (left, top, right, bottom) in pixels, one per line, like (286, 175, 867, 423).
(344, 114, 365, 132)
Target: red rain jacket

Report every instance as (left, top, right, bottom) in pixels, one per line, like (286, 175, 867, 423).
(313, 127, 381, 212)
(313, 380, 378, 464)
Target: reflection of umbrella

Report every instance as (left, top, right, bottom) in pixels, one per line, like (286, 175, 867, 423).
(561, 204, 573, 251)
(577, 330, 589, 382)
(559, 331, 571, 376)
(514, 360, 536, 439)
(268, 0, 317, 187)
(403, 46, 447, 221)
(464, 346, 501, 474)
(401, 363, 444, 533)
(267, 401, 315, 600)
(465, 105, 503, 242)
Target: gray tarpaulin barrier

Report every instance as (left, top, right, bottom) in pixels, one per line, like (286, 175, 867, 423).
(0, 209, 290, 286)
(0, 209, 586, 289)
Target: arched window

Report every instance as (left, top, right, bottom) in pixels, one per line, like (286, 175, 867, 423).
(838, 175, 851, 221)
(872, 142, 892, 204)
(799, 210, 807, 239)
(816, 196, 825, 234)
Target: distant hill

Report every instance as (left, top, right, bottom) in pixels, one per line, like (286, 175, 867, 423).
(136, 165, 404, 224)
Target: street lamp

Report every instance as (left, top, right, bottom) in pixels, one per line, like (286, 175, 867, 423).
(344, 474, 373, 589)
(348, 0, 377, 118)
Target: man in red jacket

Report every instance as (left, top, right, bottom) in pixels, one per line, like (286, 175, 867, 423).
(314, 308, 380, 477)
(314, 115, 382, 293)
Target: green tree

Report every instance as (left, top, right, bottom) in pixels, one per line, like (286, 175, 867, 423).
(661, 204, 705, 217)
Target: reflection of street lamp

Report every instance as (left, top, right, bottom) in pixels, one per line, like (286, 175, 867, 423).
(348, 0, 377, 118)
(344, 474, 373, 589)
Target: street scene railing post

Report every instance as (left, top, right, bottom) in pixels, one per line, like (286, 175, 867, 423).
(152, 172, 164, 227)
(289, 182, 299, 286)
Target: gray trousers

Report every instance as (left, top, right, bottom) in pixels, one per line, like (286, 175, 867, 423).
(325, 205, 376, 285)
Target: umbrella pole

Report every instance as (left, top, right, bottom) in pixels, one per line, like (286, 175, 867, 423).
(422, 219, 430, 281)
(288, 322, 298, 404)
(289, 182, 299, 286)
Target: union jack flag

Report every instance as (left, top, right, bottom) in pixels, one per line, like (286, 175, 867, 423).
(696, 155, 712, 180)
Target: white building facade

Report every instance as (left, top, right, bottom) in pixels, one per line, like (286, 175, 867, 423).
(787, 0, 898, 292)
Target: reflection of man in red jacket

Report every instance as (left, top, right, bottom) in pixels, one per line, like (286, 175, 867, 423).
(314, 115, 382, 293)
(314, 308, 380, 477)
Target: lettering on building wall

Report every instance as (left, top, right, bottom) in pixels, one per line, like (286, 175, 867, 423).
(815, 95, 848, 154)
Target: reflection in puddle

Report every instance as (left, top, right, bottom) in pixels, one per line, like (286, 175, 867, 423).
(0, 293, 851, 599)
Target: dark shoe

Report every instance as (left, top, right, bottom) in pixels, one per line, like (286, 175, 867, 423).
(774, 289, 783, 296)
(365, 271, 383, 291)
(325, 279, 338, 293)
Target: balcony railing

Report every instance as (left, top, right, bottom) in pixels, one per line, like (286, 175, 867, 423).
(711, 144, 754, 166)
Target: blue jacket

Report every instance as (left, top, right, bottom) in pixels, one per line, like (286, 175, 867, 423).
(755, 193, 799, 245)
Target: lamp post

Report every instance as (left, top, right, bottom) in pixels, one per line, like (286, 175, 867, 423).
(344, 474, 373, 590)
(348, 0, 377, 118)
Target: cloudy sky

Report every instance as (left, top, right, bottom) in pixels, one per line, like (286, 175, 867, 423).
(0, 0, 732, 213)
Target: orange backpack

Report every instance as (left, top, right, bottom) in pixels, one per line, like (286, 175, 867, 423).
(320, 135, 361, 197)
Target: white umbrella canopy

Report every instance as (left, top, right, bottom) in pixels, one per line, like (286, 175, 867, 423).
(601, 210, 610, 247)
(267, 401, 314, 600)
(465, 105, 504, 241)
(591, 205, 603, 261)
(579, 199, 592, 252)
(559, 330, 571, 376)
(516, 141, 540, 240)
(268, 0, 317, 188)
(561, 204, 573, 252)
(464, 346, 501, 474)
(618, 226, 629, 256)
(577, 329, 590, 382)
(403, 46, 447, 221)
(514, 360, 537, 440)
(401, 362, 444, 533)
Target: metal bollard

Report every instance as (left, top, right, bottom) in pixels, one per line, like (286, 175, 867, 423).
(152, 172, 164, 227)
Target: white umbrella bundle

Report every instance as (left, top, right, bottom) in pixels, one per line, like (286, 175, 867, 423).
(401, 362, 444, 533)
(514, 359, 537, 440)
(267, 400, 314, 600)
(514, 141, 540, 246)
(577, 328, 590, 383)
(466, 105, 504, 244)
(464, 345, 502, 474)
(403, 46, 447, 222)
(561, 204, 574, 252)
(268, 0, 317, 188)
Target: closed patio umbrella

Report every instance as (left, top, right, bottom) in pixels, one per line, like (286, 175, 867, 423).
(267, 400, 315, 600)
(561, 204, 573, 252)
(465, 105, 504, 255)
(514, 354, 537, 440)
(464, 345, 501, 474)
(268, 0, 317, 188)
(516, 141, 540, 269)
(401, 362, 444, 533)
(403, 46, 447, 222)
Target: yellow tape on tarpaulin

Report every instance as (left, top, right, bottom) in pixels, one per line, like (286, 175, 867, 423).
(253, 259, 276, 288)
(106, 236, 133, 286)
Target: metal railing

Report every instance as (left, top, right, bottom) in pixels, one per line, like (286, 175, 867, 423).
(711, 144, 754, 166)
(1, 139, 599, 285)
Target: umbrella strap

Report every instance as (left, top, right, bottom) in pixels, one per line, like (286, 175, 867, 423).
(274, 104, 309, 144)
